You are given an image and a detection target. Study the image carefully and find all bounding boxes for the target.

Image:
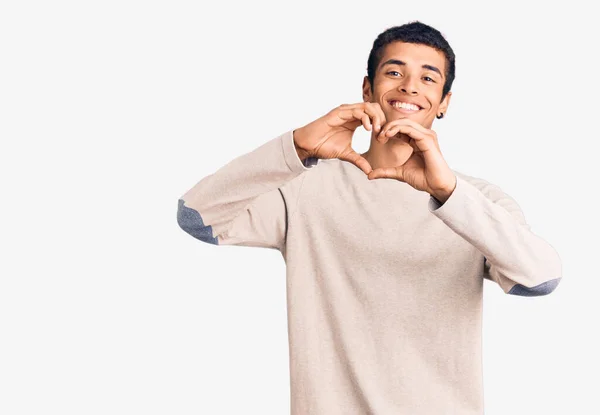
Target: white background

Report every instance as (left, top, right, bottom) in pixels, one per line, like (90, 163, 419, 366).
(1, 0, 598, 414)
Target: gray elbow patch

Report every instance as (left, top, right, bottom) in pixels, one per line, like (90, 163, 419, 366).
(177, 199, 218, 245)
(508, 278, 561, 296)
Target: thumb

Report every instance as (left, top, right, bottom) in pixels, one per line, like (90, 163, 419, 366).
(338, 149, 373, 176)
(367, 166, 402, 180)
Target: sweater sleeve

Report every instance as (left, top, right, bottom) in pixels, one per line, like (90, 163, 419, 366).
(177, 130, 318, 252)
(427, 174, 562, 296)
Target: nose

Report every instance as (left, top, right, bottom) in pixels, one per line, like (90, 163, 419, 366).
(399, 76, 419, 95)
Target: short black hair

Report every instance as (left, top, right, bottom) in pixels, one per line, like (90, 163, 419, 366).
(366, 21, 456, 100)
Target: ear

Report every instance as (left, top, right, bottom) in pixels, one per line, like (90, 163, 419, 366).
(362, 76, 372, 102)
(438, 91, 452, 116)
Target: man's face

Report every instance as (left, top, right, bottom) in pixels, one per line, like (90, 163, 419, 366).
(363, 41, 451, 129)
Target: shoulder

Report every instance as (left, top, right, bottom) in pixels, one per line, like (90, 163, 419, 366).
(278, 157, 340, 214)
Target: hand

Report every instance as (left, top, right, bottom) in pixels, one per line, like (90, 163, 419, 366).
(367, 118, 456, 199)
(293, 102, 386, 175)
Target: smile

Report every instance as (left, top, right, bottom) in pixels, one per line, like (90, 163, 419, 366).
(389, 100, 422, 113)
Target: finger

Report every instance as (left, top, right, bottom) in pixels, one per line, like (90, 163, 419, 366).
(384, 118, 436, 141)
(363, 114, 372, 131)
(362, 114, 373, 132)
(336, 103, 383, 131)
(377, 127, 390, 144)
(382, 117, 422, 130)
(377, 124, 393, 143)
(338, 149, 373, 175)
(367, 166, 400, 180)
(374, 103, 387, 130)
(336, 109, 356, 121)
(335, 109, 362, 130)
(398, 121, 439, 149)
(336, 103, 369, 117)
(362, 105, 379, 132)
(364, 102, 386, 132)
(352, 108, 372, 131)
(341, 103, 383, 131)
(386, 124, 424, 140)
(384, 125, 437, 153)
(338, 103, 369, 109)
(379, 124, 410, 144)
(376, 123, 415, 145)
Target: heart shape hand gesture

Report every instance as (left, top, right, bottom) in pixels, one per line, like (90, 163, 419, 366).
(367, 118, 457, 202)
(293, 102, 457, 203)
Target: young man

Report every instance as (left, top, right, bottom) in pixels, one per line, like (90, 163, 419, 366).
(177, 21, 562, 415)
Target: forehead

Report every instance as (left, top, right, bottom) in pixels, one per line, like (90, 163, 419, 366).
(379, 41, 446, 73)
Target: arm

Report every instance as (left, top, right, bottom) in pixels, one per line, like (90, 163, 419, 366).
(177, 102, 388, 252)
(428, 174, 562, 296)
(177, 130, 318, 252)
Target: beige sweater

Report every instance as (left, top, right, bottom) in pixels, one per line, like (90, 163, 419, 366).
(177, 130, 562, 414)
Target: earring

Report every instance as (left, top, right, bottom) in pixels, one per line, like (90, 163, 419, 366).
(436, 113, 444, 119)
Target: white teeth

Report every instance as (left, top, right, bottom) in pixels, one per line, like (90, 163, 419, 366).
(392, 101, 420, 111)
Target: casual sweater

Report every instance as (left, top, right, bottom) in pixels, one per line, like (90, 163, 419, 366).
(177, 129, 562, 415)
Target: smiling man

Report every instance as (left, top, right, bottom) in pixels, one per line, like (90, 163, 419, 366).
(361, 40, 452, 180)
(177, 21, 562, 415)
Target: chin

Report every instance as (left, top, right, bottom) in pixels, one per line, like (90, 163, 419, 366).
(389, 112, 421, 122)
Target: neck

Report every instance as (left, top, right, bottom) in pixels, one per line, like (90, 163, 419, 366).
(361, 129, 414, 171)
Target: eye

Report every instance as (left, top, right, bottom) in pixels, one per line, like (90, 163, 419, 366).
(423, 76, 436, 83)
(386, 70, 402, 77)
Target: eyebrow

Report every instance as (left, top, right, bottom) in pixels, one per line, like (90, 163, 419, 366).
(379, 59, 444, 78)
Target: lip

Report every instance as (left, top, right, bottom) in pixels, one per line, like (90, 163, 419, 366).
(387, 100, 423, 114)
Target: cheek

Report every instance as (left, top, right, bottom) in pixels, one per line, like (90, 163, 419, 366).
(425, 95, 441, 113)
(374, 78, 395, 94)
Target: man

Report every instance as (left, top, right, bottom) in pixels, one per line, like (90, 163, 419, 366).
(177, 21, 562, 415)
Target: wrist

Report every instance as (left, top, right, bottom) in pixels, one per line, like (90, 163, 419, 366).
(293, 128, 311, 161)
(431, 176, 457, 204)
